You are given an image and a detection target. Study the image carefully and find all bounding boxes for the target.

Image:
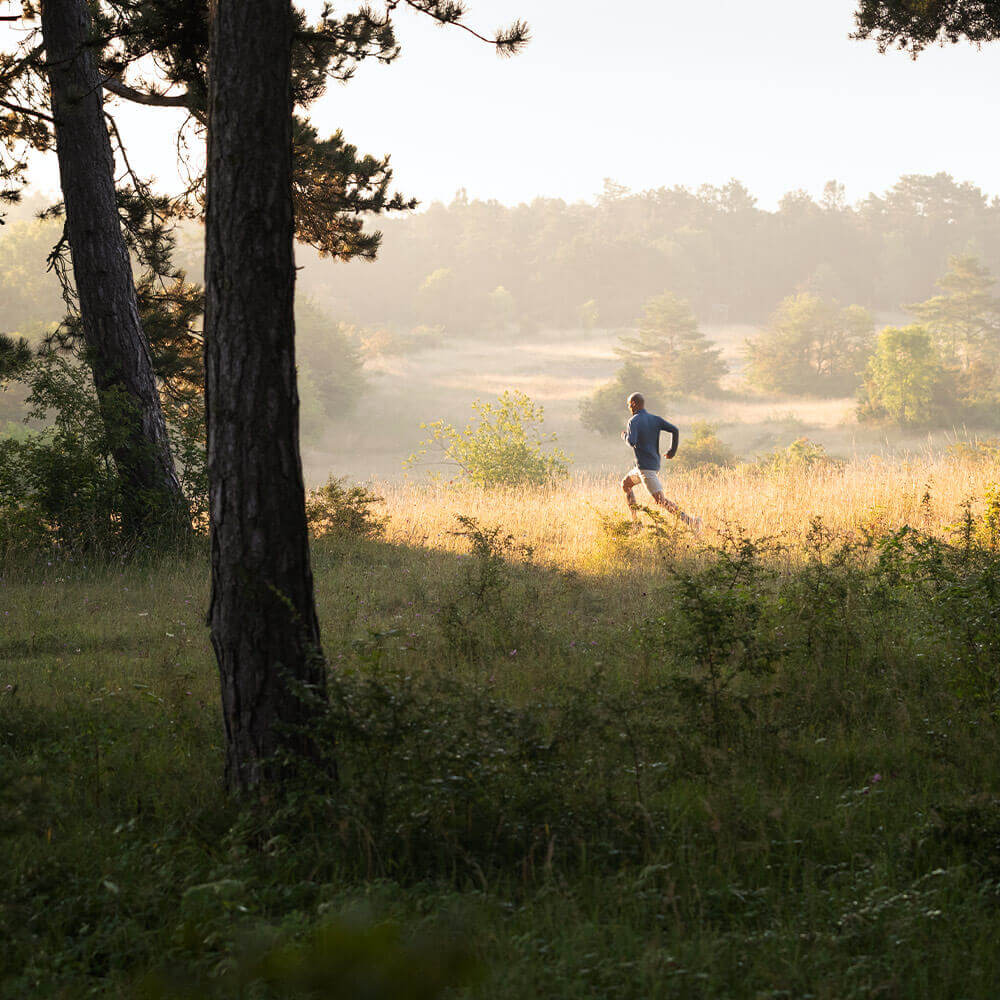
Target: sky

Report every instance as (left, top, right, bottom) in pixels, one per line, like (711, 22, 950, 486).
(11, 0, 1000, 209)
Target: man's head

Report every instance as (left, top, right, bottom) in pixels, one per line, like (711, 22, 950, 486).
(626, 392, 644, 414)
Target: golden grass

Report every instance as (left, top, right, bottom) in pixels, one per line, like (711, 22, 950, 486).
(379, 455, 1000, 570)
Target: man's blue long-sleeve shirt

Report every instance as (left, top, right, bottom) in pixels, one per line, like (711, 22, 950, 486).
(625, 410, 678, 472)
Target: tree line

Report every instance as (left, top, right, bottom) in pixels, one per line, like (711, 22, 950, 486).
(300, 173, 1000, 333)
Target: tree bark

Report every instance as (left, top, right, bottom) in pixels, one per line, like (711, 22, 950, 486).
(40, 0, 188, 542)
(205, 0, 327, 792)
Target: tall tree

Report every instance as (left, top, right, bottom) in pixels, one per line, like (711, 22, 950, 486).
(909, 253, 1000, 369)
(205, 0, 326, 791)
(38, 0, 188, 540)
(202, 0, 526, 791)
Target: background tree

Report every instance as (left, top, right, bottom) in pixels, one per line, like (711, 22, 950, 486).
(857, 324, 950, 425)
(579, 361, 668, 437)
(295, 297, 367, 440)
(746, 293, 874, 396)
(38, 0, 188, 541)
(909, 253, 1000, 370)
(616, 292, 726, 396)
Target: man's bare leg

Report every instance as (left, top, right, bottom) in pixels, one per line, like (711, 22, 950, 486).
(652, 491, 702, 532)
(621, 474, 641, 523)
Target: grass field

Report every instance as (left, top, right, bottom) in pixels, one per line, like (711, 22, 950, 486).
(3, 457, 1000, 997)
(301, 323, 994, 484)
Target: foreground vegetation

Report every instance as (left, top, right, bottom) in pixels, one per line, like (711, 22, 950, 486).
(3, 459, 1000, 998)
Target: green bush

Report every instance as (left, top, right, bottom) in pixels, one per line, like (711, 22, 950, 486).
(757, 436, 839, 472)
(672, 421, 736, 470)
(406, 389, 571, 488)
(306, 477, 388, 541)
(746, 294, 874, 397)
(0, 352, 207, 555)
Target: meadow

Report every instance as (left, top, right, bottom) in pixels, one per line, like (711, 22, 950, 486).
(302, 323, 976, 485)
(2, 456, 1000, 998)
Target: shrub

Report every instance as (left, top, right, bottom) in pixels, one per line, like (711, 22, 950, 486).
(0, 352, 207, 555)
(672, 421, 736, 470)
(947, 438, 1000, 463)
(406, 390, 571, 488)
(757, 437, 839, 472)
(305, 477, 388, 541)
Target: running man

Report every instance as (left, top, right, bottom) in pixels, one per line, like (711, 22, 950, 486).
(621, 392, 701, 531)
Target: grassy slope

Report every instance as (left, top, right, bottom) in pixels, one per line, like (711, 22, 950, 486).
(2, 462, 1000, 997)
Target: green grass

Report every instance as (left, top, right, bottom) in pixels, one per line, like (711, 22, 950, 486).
(2, 504, 1000, 998)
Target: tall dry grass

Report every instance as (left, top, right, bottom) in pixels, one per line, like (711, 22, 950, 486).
(380, 454, 1000, 568)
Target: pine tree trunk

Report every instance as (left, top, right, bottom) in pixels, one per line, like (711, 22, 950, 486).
(40, 0, 188, 542)
(205, 0, 327, 792)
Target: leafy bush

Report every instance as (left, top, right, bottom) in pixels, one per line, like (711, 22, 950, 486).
(948, 437, 1000, 463)
(672, 421, 736, 470)
(140, 918, 479, 999)
(639, 519, 781, 741)
(757, 436, 839, 472)
(0, 352, 206, 555)
(406, 389, 571, 488)
(305, 477, 388, 541)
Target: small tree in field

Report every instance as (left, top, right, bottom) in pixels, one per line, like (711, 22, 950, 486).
(746, 293, 874, 396)
(579, 362, 671, 437)
(617, 293, 725, 396)
(406, 390, 571, 488)
(857, 324, 951, 426)
(908, 254, 1000, 402)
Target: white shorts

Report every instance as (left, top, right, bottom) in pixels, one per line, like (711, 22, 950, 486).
(628, 467, 663, 496)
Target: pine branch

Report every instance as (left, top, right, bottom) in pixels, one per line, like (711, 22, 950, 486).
(0, 97, 54, 122)
(104, 76, 190, 108)
(399, 0, 530, 55)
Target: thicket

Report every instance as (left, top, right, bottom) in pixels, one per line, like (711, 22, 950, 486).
(0, 348, 207, 557)
(745, 294, 875, 397)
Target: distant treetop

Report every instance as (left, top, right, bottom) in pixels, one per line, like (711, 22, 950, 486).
(853, 0, 1000, 56)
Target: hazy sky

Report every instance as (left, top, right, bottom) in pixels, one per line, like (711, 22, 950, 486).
(15, 0, 1000, 209)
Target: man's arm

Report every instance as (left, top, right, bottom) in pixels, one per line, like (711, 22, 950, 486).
(659, 417, 679, 459)
(622, 415, 638, 447)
